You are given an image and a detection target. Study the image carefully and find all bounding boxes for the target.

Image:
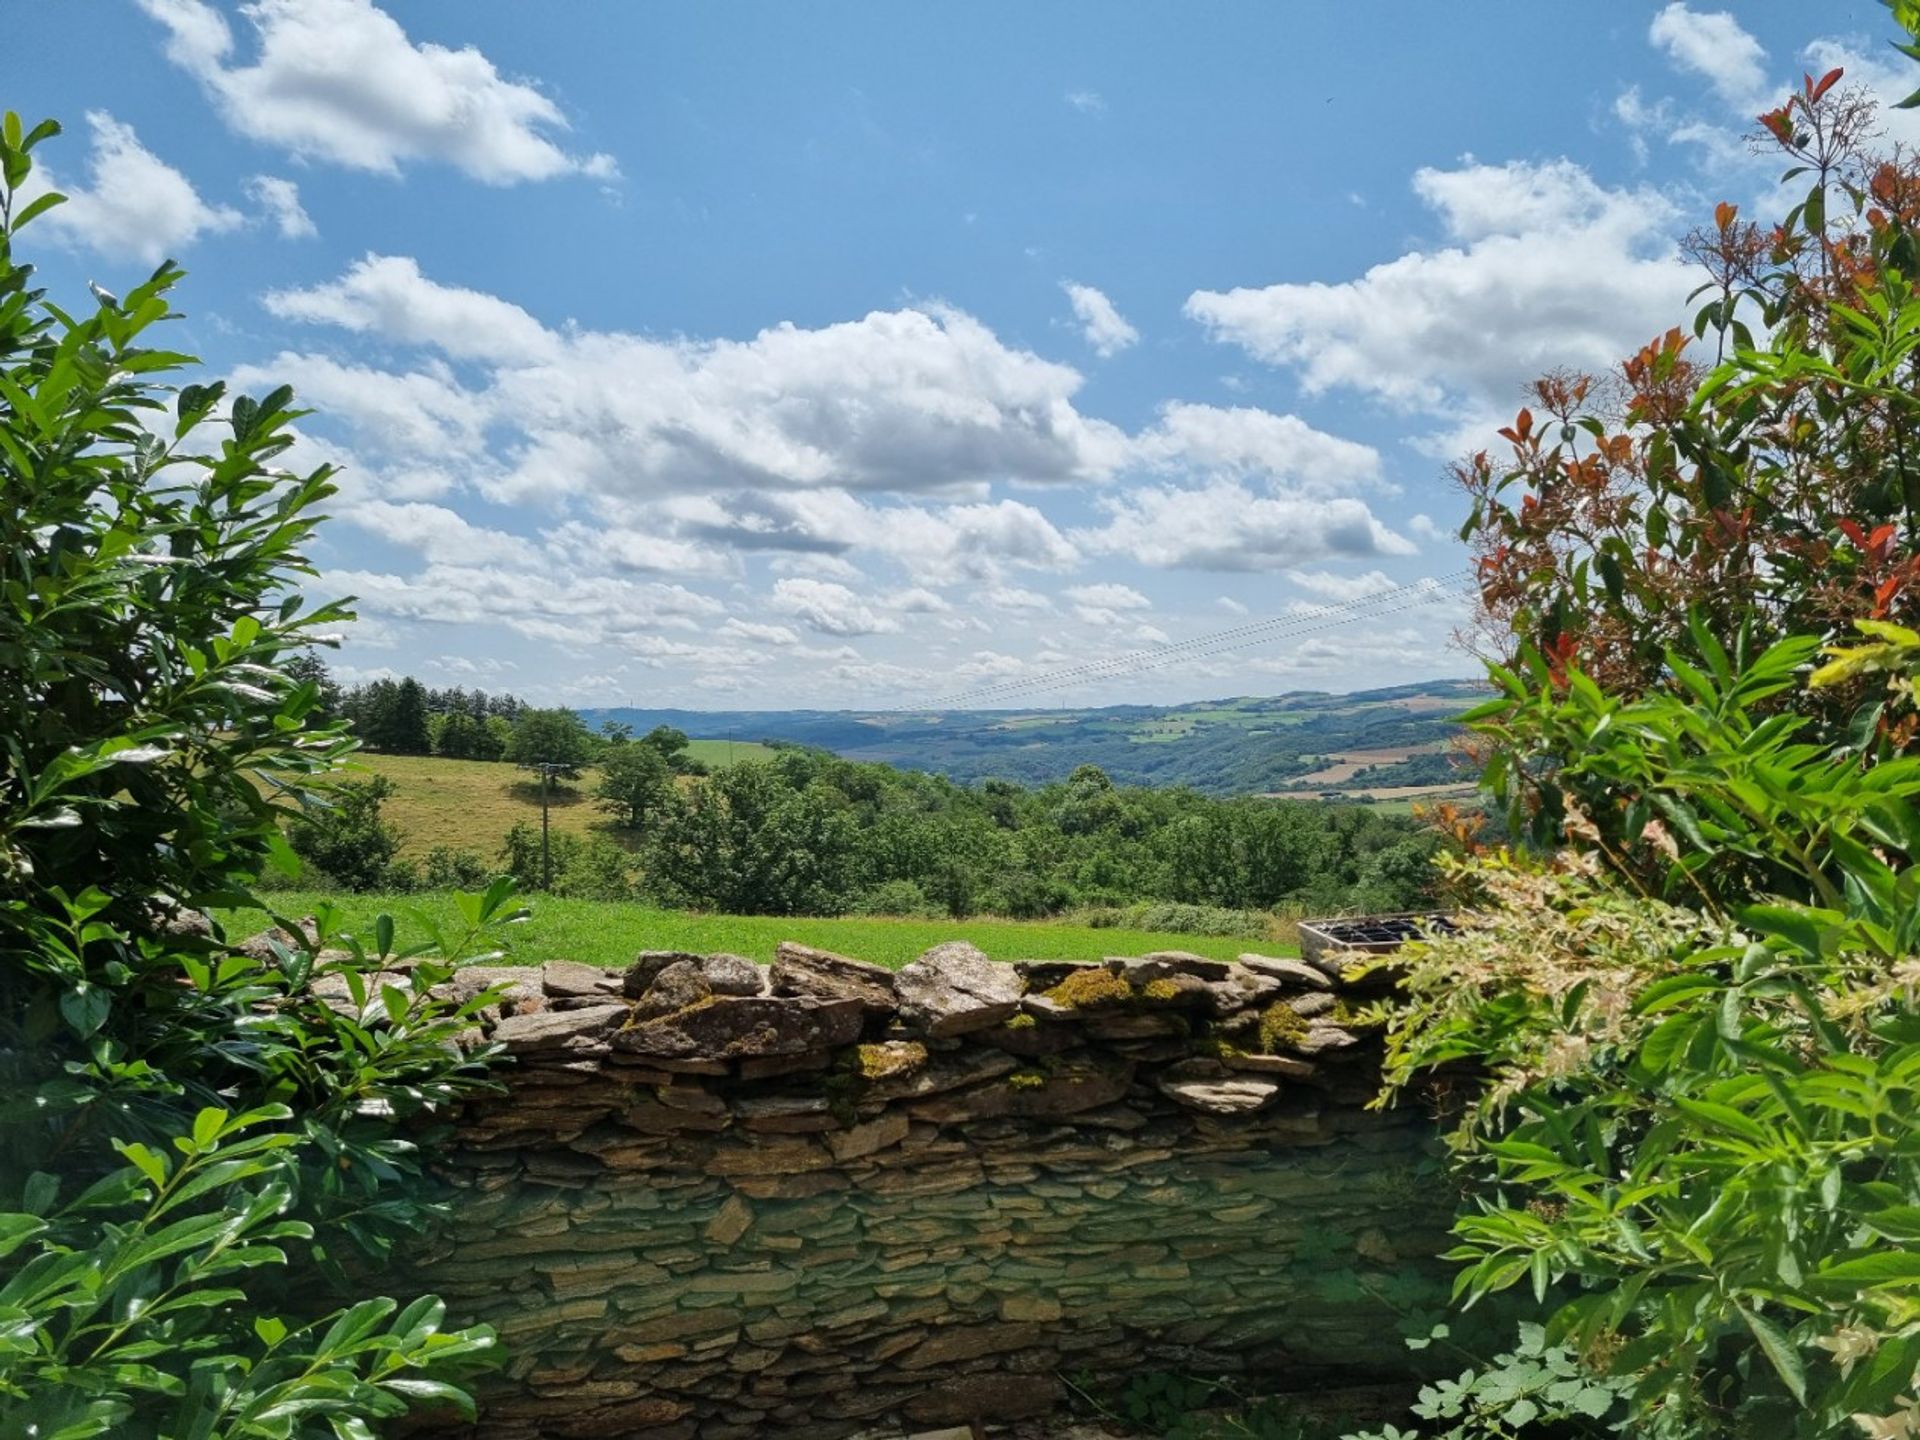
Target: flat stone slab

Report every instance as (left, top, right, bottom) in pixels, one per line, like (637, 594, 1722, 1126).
(1155, 1073, 1283, 1115)
(1294, 1023, 1364, 1057)
(1222, 1051, 1318, 1079)
(1131, 950, 1235, 981)
(895, 941, 1022, 1036)
(612, 994, 864, 1060)
(1240, 954, 1335, 991)
(493, 1003, 629, 1054)
(770, 942, 896, 1017)
(542, 960, 622, 998)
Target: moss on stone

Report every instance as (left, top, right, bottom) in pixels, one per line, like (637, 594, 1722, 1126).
(1007, 1068, 1048, 1091)
(1257, 1001, 1309, 1053)
(1042, 967, 1134, 1009)
(854, 1041, 927, 1081)
(1140, 977, 1182, 1003)
(1197, 1035, 1247, 1062)
(1004, 1012, 1037, 1030)
(820, 1070, 863, 1126)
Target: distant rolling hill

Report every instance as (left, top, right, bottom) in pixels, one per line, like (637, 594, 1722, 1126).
(581, 678, 1484, 798)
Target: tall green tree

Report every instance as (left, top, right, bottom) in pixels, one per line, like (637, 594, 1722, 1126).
(595, 741, 675, 830)
(434, 709, 485, 759)
(503, 706, 592, 777)
(388, 675, 431, 754)
(641, 724, 702, 773)
(284, 652, 340, 723)
(648, 763, 860, 915)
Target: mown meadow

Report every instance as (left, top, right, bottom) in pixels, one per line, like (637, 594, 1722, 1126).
(214, 889, 1282, 969)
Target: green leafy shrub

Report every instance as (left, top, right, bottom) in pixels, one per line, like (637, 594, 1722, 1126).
(499, 821, 633, 898)
(1369, 632, 1920, 1437)
(553, 836, 636, 901)
(0, 1104, 498, 1437)
(594, 738, 675, 830)
(848, 878, 944, 918)
(1361, 20, 1920, 1433)
(1346, 1326, 1625, 1440)
(1081, 901, 1272, 939)
(422, 844, 498, 890)
(0, 110, 515, 1434)
(288, 774, 410, 891)
(1455, 28, 1920, 747)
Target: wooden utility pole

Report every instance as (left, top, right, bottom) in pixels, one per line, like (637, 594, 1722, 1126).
(540, 764, 552, 890)
(528, 760, 567, 889)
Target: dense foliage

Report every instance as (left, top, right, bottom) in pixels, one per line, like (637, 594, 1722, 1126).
(0, 112, 508, 1433)
(1456, 25, 1920, 753)
(641, 752, 1435, 918)
(1371, 633, 1920, 1439)
(286, 775, 410, 892)
(332, 674, 525, 758)
(290, 743, 1439, 919)
(1359, 14, 1920, 1439)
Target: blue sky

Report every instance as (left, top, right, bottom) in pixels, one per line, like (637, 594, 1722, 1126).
(8, 1, 1911, 709)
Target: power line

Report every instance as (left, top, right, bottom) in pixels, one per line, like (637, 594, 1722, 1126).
(887, 571, 1471, 714)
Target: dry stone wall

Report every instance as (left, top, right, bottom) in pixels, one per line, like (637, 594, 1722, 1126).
(410, 940, 1455, 1440)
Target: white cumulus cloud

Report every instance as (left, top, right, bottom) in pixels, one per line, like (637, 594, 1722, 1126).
(1649, 4, 1770, 111)
(769, 579, 900, 637)
(1186, 158, 1694, 426)
(1062, 281, 1139, 357)
(28, 111, 241, 264)
(1078, 481, 1414, 572)
(1131, 402, 1384, 492)
(244, 175, 315, 238)
(136, 0, 616, 184)
(264, 255, 558, 363)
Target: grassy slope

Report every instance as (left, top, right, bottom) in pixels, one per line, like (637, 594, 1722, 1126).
(214, 889, 1285, 970)
(342, 753, 604, 857)
(338, 745, 770, 859)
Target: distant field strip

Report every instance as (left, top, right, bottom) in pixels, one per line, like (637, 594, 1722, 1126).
(212, 891, 1287, 970)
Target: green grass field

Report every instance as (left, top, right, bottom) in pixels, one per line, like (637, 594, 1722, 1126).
(333, 745, 772, 859)
(213, 889, 1287, 970)
(680, 738, 778, 767)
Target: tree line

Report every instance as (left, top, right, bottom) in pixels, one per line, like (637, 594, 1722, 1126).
(291, 659, 645, 766)
(290, 723, 1437, 921)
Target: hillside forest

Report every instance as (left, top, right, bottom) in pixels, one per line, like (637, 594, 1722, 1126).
(286, 662, 1440, 921)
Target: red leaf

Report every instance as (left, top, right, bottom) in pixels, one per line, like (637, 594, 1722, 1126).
(1871, 522, 1898, 554)
(1840, 519, 1869, 549)
(1812, 67, 1844, 103)
(1715, 201, 1738, 231)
